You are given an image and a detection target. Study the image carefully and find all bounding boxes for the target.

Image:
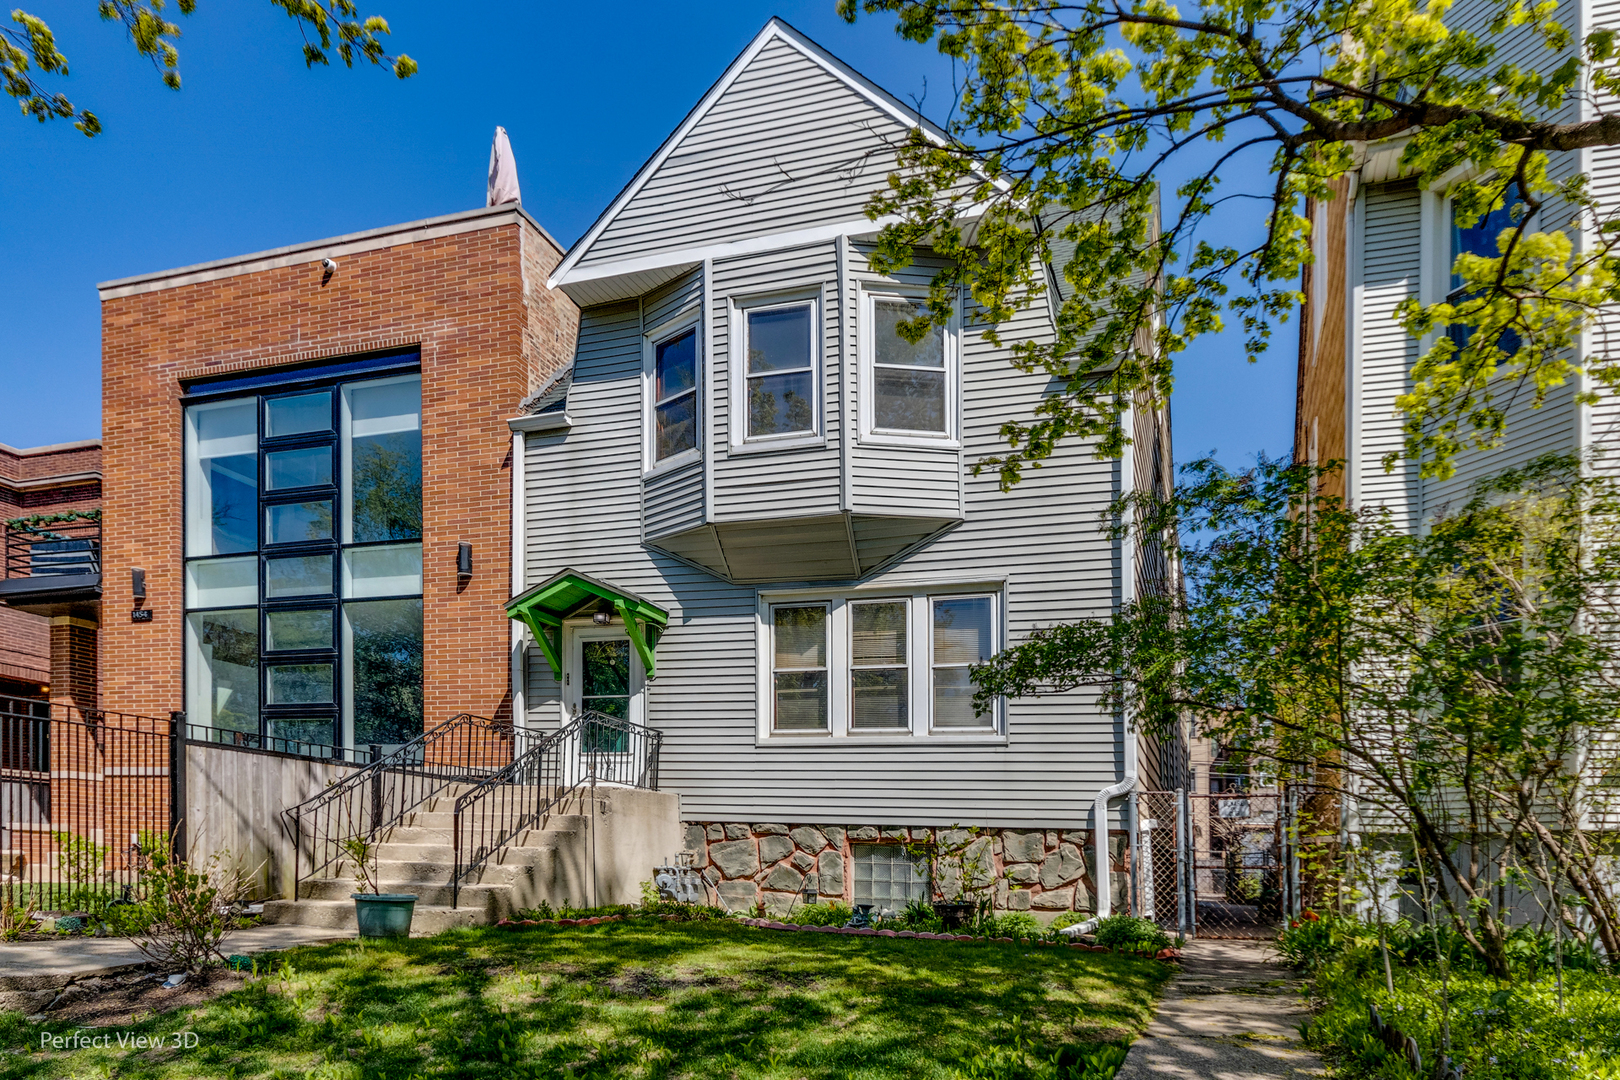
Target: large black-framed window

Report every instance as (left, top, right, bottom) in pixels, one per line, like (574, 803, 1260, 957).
(184, 364, 423, 752)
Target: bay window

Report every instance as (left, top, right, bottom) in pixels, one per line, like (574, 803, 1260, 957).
(761, 588, 1000, 739)
(861, 291, 956, 443)
(184, 362, 423, 754)
(731, 293, 820, 446)
(650, 328, 699, 464)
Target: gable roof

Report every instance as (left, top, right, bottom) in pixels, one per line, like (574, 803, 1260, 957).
(548, 18, 956, 303)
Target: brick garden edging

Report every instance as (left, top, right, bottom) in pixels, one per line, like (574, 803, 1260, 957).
(492, 913, 1183, 963)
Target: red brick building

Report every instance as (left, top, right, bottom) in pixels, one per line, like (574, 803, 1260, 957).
(0, 439, 103, 706)
(95, 204, 576, 742)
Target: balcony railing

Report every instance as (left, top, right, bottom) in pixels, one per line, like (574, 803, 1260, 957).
(2, 514, 101, 581)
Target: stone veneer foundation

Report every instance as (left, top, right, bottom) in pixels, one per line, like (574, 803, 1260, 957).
(680, 821, 1130, 918)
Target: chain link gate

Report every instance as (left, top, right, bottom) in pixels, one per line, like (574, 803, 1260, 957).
(1134, 787, 1307, 940)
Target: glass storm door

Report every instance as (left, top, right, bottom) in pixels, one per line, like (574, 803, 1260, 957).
(568, 628, 642, 753)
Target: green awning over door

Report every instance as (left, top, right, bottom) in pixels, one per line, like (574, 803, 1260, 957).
(505, 569, 670, 680)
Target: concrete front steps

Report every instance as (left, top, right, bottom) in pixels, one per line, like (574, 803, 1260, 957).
(263, 784, 681, 934)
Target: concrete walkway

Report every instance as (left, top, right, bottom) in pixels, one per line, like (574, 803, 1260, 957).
(1116, 939, 1327, 1080)
(0, 925, 346, 989)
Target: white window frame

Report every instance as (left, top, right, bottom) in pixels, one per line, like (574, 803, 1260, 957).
(928, 592, 1000, 733)
(642, 309, 703, 475)
(859, 286, 959, 447)
(728, 288, 823, 452)
(768, 601, 832, 734)
(754, 583, 1005, 744)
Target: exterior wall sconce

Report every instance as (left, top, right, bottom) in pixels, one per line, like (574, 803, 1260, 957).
(457, 542, 473, 581)
(592, 601, 614, 626)
(131, 567, 146, 601)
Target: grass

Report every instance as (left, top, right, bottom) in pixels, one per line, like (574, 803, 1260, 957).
(0, 918, 1170, 1080)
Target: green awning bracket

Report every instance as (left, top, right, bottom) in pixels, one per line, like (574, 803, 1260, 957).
(505, 569, 670, 680)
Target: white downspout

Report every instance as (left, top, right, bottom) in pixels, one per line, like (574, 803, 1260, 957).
(1064, 400, 1141, 934)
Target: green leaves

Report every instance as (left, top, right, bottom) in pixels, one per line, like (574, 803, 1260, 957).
(5, 1, 414, 138)
(845, 0, 1620, 482)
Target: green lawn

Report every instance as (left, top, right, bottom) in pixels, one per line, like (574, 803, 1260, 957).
(0, 918, 1169, 1080)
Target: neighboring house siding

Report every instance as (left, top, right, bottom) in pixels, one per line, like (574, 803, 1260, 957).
(523, 282, 1130, 829)
(576, 36, 914, 271)
(1354, 182, 1424, 528)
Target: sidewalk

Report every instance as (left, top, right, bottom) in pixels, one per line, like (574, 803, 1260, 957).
(1116, 939, 1327, 1080)
(0, 925, 345, 990)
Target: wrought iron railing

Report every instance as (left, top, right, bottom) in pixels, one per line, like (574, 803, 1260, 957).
(281, 712, 533, 895)
(450, 710, 662, 908)
(185, 723, 373, 766)
(0, 694, 174, 915)
(2, 515, 101, 580)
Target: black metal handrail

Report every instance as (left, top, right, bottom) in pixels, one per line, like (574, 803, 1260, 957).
(3, 516, 101, 580)
(450, 710, 662, 908)
(281, 712, 534, 895)
(185, 723, 373, 766)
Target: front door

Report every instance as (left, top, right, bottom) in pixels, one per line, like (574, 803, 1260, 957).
(566, 626, 644, 753)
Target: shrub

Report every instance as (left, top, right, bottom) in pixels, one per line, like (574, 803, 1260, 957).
(987, 911, 1044, 939)
(1051, 911, 1094, 931)
(1274, 909, 1341, 971)
(792, 901, 853, 927)
(125, 835, 247, 972)
(1093, 913, 1170, 954)
(890, 897, 946, 932)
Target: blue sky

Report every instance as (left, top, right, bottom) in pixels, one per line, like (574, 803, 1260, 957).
(0, 1, 1295, 468)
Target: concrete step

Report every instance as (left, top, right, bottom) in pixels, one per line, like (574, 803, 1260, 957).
(262, 897, 487, 933)
(296, 877, 512, 915)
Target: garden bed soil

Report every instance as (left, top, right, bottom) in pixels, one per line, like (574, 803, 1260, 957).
(41, 968, 248, 1028)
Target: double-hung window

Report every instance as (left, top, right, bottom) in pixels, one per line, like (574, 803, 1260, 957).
(861, 291, 955, 443)
(735, 295, 818, 444)
(647, 324, 699, 466)
(184, 364, 423, 755)
(771, 604, 829, 730)
(850, 599, 907, 730)
(931, 595, 995, 728)
(763, 589, 999, 738)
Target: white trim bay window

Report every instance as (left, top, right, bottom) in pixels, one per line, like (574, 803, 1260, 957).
(860, 290, 956, 444)
(731, 292, 820, 447)
(762, 587, 1001, 739)
(184, 365, 424, 753)
(643, 318, 700, 469)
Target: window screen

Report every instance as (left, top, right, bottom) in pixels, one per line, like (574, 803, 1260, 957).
(745, 303, 815, 438)
(852, 844, 929, 913)
(653, 329, 699, 461)
(933, 596, 994, 728)
(772, 604, 828, 731)
(851, 600, 907, 729)
(871, 298, 946, 433)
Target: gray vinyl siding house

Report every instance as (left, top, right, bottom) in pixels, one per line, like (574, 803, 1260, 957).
(511, 18, 1177, 917)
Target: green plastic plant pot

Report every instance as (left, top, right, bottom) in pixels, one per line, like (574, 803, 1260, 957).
(352, 893, 417, 939)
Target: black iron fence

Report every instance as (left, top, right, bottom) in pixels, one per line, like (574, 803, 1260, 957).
(2, 515, 101, 581)
(450, 710, 663, 907)
(0, 694, 172, 916)
(281, 712, 532, 896)
(186, 722, 373, 766)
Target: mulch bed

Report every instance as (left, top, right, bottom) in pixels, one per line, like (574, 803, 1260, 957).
(40, 968, 248, 1028)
